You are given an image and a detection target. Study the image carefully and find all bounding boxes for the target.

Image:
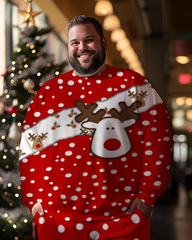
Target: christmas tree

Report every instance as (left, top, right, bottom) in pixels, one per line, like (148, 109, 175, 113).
(0, 1, 68, 239)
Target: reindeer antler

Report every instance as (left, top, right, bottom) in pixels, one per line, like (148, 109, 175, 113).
(39, 132, 48, 140)
(28, 133, 37, 141)
(110, 101, 142, 122)
(139, 91, 147, 98)
(128, 90, 137, 98)
(75, 100, 106, 123)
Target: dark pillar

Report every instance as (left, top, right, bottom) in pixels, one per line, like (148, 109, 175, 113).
(144, 38, 167, 104)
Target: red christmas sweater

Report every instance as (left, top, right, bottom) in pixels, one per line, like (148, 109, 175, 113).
(19, 65, 172, 222)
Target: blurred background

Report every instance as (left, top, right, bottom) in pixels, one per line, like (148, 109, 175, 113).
(0, 0, 192, 239)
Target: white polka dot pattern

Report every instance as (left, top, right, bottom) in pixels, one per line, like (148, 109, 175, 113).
(90, 231, 100, 240)
(131, 214, 140, 224)
(58, 225, 65, 233)
(19, 66, 172, 224)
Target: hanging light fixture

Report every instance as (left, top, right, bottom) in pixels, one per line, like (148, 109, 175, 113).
(103, 14, 121, 31)
(121, 47, 134, 59)
(172, 117, 184, 128)
(129, 60, 141, 69)
(176, 56, 190, 64)
(95, 0, 113, 16)
(186, 109, 192, 121)
(116, 37, 131, 51)
(134, 68, 144, 76)
(173, 109, 185, 119)
(175, 97, 185, 106)
(124, 53, 138, 64)
(111, 28, 126, 42)
(125, 51, 138, 63)
(186, 97, 192, 106)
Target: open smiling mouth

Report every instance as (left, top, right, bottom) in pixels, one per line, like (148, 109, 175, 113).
(76, 51, 94, 60)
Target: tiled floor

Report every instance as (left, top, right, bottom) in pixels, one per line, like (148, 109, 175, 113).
(151, 187, 192, 240)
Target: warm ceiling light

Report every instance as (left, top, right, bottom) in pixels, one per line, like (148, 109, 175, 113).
(121, 47, 134, 59)
(116, 37, 131, 51)
(122, 49, 138, 64)
(186, 110, 192, 121)
(103, 14, 121, 31)
(172, 117, 184, 128)
(176, 97, 185, 106)
(94, 0, 113, 16)
(134, 68, 144, 76)
(186, 97, 192, 106)
(125, 52, 138, 63)
(173, 109, 185, 118)
(176, 56, 190, 64)
(111, 28, 126, 42)
(128, 60, 141, 69)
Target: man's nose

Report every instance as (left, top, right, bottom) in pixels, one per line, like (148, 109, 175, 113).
(78, 41, 87, 51)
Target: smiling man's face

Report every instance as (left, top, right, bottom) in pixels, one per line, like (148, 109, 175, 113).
(68, 23, 107, 74)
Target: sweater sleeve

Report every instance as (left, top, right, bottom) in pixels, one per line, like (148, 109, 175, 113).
(136, 79, 172, 207)
(19, 87, 48, 212)
(19, 126, 45, 212)
(19, 75, 67, 212)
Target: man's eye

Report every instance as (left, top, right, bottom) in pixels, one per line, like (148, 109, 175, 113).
(87, 39, 94, 43)
(71, 42, 78, 46)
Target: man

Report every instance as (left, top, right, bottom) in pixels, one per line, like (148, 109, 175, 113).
(19, 15, 172, 240)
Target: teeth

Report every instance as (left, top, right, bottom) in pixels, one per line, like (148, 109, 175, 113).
(79, 54, 91, 58)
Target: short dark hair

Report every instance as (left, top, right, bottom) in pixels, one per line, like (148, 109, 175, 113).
(66, 15, 104, 40)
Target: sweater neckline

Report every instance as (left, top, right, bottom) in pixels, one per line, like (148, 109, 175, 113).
(72, 64, 113, 80)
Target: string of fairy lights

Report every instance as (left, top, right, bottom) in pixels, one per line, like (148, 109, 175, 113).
(0, 0, 50, 238)
(1, 0, 68, 237)
(94, 0, 145, 76)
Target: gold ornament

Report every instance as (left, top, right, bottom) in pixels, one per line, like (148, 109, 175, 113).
(19, 2, 42, 25)
(23, 78, 35, 90)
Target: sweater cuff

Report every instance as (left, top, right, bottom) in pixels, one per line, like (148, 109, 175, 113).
(137, 191, 158, 207)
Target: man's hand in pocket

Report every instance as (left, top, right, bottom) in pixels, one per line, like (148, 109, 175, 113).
(32, 202, 45, 217)
(125, 197, 152, 219)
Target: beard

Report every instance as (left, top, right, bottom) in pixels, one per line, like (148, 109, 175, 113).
(68, 46, 106, 75)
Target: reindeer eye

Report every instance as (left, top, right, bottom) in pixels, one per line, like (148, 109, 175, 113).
(106, 127, 110, 130)
(112, 127, 115, 130)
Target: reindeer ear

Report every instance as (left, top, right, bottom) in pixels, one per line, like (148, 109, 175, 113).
(82, 121, 98, 129)
(122, 119, 136, 128)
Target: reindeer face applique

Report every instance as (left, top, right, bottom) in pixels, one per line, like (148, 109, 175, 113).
(75, 100, 142, 159)
(28, 133, 48, 151)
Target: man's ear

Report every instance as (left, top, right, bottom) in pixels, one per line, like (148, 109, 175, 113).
(102, 36, 108, 51)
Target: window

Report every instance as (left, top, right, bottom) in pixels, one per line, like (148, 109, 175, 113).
(173, 134, 188, 162)
(0, 0, 6, 95)
(172, 97, 192, 133)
